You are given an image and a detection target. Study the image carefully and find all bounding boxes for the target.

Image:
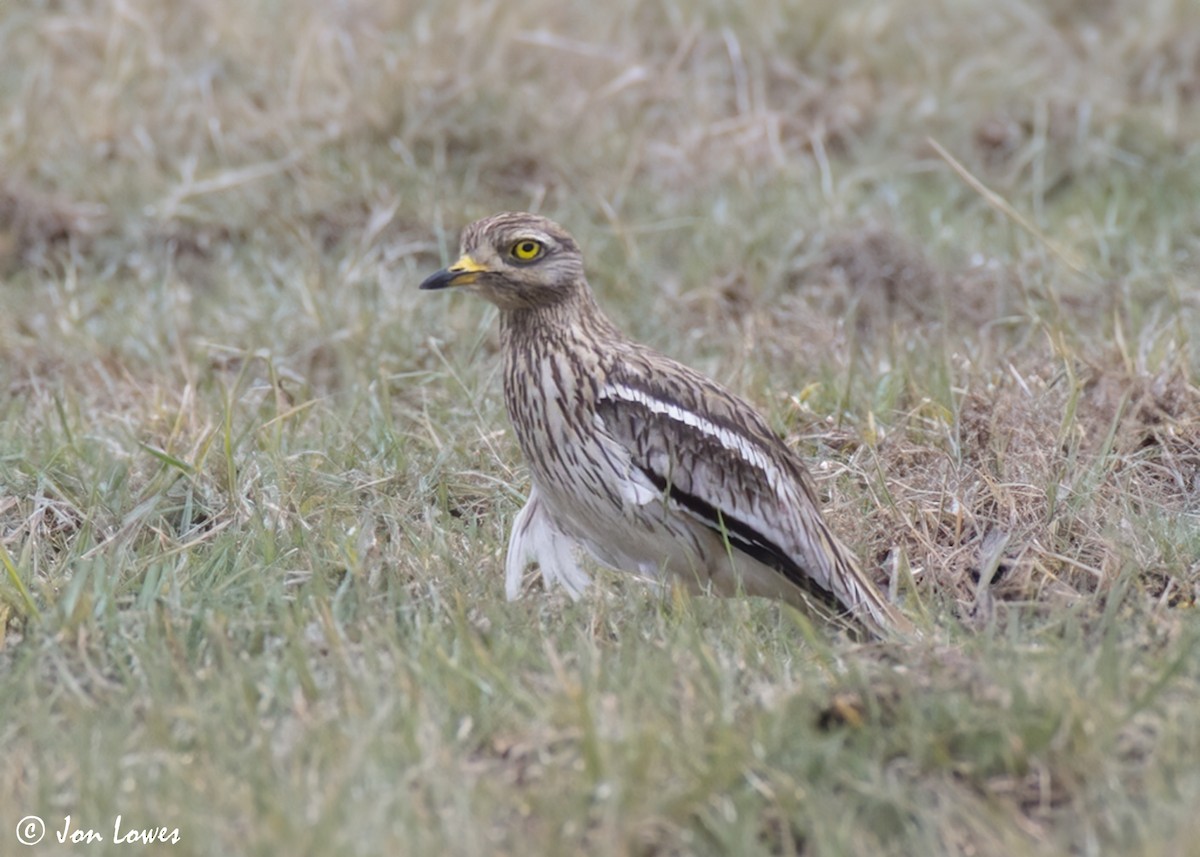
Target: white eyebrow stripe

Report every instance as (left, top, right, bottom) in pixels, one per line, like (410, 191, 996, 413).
(600, 382, 784, 491)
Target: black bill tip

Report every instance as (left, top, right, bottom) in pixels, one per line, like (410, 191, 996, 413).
(419, 268, 458, 290)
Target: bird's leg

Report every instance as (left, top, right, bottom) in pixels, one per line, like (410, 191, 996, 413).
(505, 483, 592, 600)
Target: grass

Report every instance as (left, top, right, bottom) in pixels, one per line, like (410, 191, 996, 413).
(2, 0, 1199, 854)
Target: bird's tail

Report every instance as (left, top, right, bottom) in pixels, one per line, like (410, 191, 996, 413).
(819, 525, 917, 639)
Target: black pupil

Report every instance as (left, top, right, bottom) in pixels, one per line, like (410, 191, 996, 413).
(521, 243, 535, 255)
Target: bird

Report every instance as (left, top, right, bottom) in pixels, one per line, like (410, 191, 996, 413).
(420, 212, 914, 637)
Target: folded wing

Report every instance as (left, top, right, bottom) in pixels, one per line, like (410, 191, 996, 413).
(595, 356, 909, 635)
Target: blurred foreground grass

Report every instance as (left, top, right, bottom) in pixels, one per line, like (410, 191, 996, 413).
(2, 1, 1199, 854)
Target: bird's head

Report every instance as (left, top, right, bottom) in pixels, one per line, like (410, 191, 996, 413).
(419, 212, 586, 311)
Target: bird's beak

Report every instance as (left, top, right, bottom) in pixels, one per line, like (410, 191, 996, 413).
(419, 254, 488, 290)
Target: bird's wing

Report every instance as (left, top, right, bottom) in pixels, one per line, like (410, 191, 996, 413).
(595, 353, 907, 633)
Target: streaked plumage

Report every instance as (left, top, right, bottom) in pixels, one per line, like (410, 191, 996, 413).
(420, 212, 913, 637)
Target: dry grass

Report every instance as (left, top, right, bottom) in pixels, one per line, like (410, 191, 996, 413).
(2, 0, 1200, 854)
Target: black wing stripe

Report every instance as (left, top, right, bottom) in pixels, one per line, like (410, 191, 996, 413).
(636, 466, 840, 610)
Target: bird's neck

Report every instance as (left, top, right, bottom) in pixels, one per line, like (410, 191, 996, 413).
(499, 284, 625, 350)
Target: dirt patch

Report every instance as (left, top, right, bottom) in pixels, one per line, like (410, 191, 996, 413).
(0, 178, 109, 271)
(792, 224, 1018, 334)
(844, 352, 1199, 623)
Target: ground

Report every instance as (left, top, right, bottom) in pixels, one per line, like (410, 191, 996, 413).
(1, 1, 1199, 855)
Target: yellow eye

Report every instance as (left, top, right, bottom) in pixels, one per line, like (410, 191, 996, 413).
(510, 239, 544, 262)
